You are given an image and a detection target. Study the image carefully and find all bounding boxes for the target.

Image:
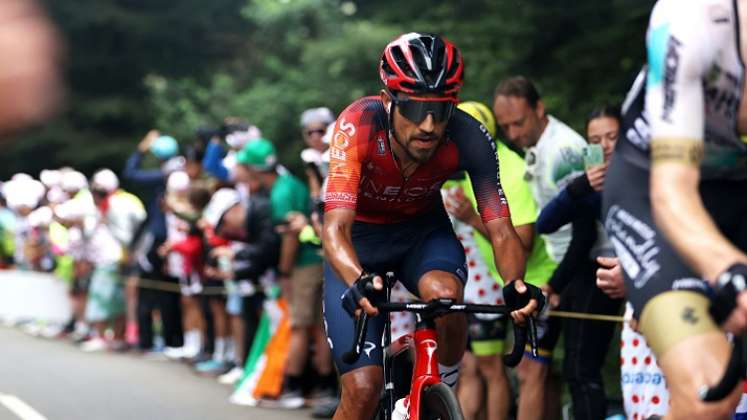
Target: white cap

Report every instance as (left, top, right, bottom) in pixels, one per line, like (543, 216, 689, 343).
(54, 198, 86, 221)
(28, 206, 53, 228)
(61, 171, 88, 192)
(11, 173, 33, 182)
(40, 169, 63, 188)
(300, 107, 335, 128)
(4, 179, 44, 210)
(91, 169, 119, 193)
(226, 125, 262, 150)
(46, 187, 68, 204)
(166, 171, 190, 193)
(202, 188, 240, 228)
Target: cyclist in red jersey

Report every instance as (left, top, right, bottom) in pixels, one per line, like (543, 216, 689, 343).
(322, 32, 541, 419)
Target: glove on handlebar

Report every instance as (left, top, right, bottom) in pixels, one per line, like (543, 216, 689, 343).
(710, 263, 747, 324)
(502, 280, 546, 315)
(341, 272, 384, 317)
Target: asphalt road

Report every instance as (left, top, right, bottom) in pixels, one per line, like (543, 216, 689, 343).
(0, 326, 310, 420)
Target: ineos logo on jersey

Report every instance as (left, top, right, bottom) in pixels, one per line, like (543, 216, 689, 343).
(360, 177, 441, 202)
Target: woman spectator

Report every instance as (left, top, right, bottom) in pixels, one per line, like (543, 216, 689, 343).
(536, 105, 623, 420)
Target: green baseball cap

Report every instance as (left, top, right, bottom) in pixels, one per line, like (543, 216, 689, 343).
(237, 138, 277, 170)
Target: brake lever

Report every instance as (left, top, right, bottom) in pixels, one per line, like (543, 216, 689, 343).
(342, 312, 370, 364)
(527, 316, 539, 358)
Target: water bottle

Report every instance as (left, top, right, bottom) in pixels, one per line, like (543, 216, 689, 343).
(391, 397, 409, 420)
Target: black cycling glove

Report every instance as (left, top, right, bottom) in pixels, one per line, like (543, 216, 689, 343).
(502, 280, 546, 315)
(341, 272, 384, 317)
(710, 263, 747, 324)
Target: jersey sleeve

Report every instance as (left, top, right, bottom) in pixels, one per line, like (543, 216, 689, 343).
(323, 98, 377, 212)
(452, 109, 511, 223)
(645, 0, 717, 147)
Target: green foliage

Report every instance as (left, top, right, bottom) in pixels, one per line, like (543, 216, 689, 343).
(2, 0, 651, 179)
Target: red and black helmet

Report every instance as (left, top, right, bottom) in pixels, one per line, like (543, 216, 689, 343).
(379, 32, 464, 97)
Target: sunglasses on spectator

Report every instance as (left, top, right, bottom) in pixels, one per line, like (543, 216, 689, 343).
(305, 128, 326, 137)
(392, 95, 457, 124)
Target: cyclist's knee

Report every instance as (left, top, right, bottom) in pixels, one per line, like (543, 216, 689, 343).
(418, 270, 463, 301)
(340, 367, 383, 409)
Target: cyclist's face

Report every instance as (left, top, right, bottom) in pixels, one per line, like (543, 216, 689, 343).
(587, 116, 619, 162)
(382, 91, 450, 164)
(493, 95, 545, 150)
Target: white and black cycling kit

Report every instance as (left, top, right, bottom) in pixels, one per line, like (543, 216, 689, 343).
(603, 0, 747, 316)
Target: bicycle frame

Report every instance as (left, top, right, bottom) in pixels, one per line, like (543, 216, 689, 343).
(343, 275, 539, 419)
(408, 318, 441, 419)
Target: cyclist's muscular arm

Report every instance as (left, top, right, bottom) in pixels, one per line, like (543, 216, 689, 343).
(646, 12, 747, 282)
(322, 208, 363, 285)
(651, 163, 747, 282)
(322, 98, 374, 285)
(485, 217, 527, 284)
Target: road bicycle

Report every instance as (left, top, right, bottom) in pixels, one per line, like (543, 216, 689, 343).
(344, 273, 542, 420)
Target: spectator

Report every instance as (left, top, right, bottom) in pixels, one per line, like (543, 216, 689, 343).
(203, 185, 280, 385)
(234, 138, 335, 410)
(299, 107, 335, 199)
(493, 76, 586, 420)
(203, 122, 262, 183)
(535, 105, 623, 419)
(124, 130, 184, 352)
(81, 169, 146, 352)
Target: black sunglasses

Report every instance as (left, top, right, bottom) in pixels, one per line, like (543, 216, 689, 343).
(305, 128, 326, 137)
(393, 96, 457, 124)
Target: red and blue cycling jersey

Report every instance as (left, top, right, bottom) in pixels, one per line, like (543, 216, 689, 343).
(324, 96, 511, 224)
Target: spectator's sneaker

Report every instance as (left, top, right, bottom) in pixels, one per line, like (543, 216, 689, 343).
(41, 324, 64, 339)
(195, 359, 233, 376)
(184, 352, 211, 366)
(229, 390, 259, 407)
(218, 366, 244, 385)
(80, 337, 108, 352)
(163, 346, 186, 360)
(274, 390, 306, 409)
(22, 321, 43, 337)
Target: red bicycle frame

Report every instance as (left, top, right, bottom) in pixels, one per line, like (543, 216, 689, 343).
(407, 326, 441, 419)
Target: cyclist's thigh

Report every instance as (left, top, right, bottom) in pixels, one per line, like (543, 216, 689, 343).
(323, 262, 386, 375)
(398, 223, 467, 296)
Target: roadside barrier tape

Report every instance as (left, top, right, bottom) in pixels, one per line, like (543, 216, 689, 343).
(548, 310, 624, 323)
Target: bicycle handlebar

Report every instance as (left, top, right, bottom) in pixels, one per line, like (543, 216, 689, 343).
(699, 334, 746, 401)
(342, 298, 537, 367)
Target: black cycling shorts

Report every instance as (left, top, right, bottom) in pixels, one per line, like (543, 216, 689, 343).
(603, 148, 747, 319)
(323, 208, 468, 375)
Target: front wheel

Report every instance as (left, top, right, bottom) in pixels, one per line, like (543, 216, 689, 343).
(420, 383, 464, 420)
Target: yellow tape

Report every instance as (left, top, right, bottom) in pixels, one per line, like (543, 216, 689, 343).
(548, 310, 624, 323)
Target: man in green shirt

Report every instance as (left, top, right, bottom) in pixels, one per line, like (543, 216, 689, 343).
(236, 138, 335, 409)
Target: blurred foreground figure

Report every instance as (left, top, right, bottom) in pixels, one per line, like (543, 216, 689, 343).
(0, 0, 62, 135)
